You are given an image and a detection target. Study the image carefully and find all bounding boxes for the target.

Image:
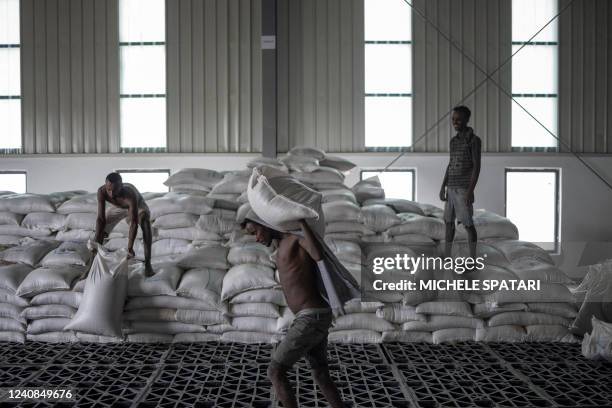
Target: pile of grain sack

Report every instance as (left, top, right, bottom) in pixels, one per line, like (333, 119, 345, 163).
(0, 147, 582, 344)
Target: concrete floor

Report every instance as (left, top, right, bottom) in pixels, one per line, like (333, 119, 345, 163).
(0, 341, 610, 407)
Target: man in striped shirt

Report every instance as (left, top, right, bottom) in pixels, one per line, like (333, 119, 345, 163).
(439, 106, 482, 262)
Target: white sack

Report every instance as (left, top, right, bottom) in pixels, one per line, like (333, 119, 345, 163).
(343, 300, 385, 314)
(490, 240, 555, 265)
(510, 258, 572, 284)
(57, 194, 98, 214)
(0, 288, 29, 307)
(175, 268, 224, 307)
(325, 222, 374, 235)
(0, 194, 56, 214)
(1, 240, 59, 266)
(280, 155, 320, 173)
(0, 331, 25, 343)
(247, 166, 323, 233)
(163, 168, 223, 189)
(487, 312, 571, 327)
(331, 312, 395, 332)
(475, 325, 525, 342)
(363, 199, 425, 216)
(358, 205, 401, 232)
(64, 244, 128, 337)
(320, 189, 357, 204)
(221, 264, 278, 301)
(231, 316, 279, 333)
(40, 241, 91, 267)
(147, 193, 214, 219)
(157, 227, 221, 241)
(64, 213, 97, 230)
(21, 212, 67, 231)
(247, 157, 289, 172)
(351, 176, 385, 204)
(210, 172, 250, 195)
(319, 155, 356, 172)
(0, 235, 23, 245)
(322, 201, 361, 223)
(22, 304, 76, 319)
(196, 214, 238, 235)
(455, 210, 518, 240)
(124, 308, 177, 322)
(16, 265, 83, 297)
(76, 332, 123, 343)
(228, 243, 275, 267)
(126, 295, 221, 312)
(328, 329, 382, 343)
(27, 317, 72, 334)
(276, 307, 294, 332)
(525, 325, 578, 342)
(0, 264, 33, 293)
(376, 304, 426, 324)
(402, 315, 484, 331)
(125, 321, 206, 334)
(177, 245, 229, 270)
(432, 328, 475, 344)
(230, 302, 280, 318)
(31, 291, 82, 309)
(386, 213, 446, 240)
(416, 301, 473, 317)
(27, 332, 78, 343)
(126, 333, 173, 343)
(0, 225, 52, 237)
(0, 212, 23, 225)
(221, 331, 281, 344)
(128, 262, 183, 297)
(382, 330, 432, 343)
(0, 302, 25, 323)
(288, 146, 326, 160)
(55, 229, 95, 242)
(174, 333, 221, 343)
(527, 302, 577, 319)
(175, 309, 227, 325)
(484, 283, 574, 304)
(153, 213, 199, 229)
(472, 302, 526, 318)
(0, 317, 25, 332)
(324, 240, 362, 265)
(230, 288, 286, 306)
(582, 317, 612, 361)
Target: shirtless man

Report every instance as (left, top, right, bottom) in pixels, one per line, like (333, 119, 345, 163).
(80, 172, 154, 279)
(243, 218, 345, 408)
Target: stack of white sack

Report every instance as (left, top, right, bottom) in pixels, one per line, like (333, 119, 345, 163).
(0, 264, 33, 343)
(0, 192, 85, 243)
(163, 168, 224, 194)
(206, 170, 252, 204)
(14, 258, 85, 343)
(280, 146, 356, 191)
(220, 242, 285, 344)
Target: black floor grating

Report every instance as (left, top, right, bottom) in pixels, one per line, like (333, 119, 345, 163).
(0, 341, 611, 407)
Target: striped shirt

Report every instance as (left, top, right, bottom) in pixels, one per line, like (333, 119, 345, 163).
(447, 128, 481, 188)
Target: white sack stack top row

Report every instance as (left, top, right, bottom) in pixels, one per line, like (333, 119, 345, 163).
(0, 146, 585, 344)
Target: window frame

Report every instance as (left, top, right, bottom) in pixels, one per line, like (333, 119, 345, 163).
(360, 168, 416, 201)
(0, 0, 22, 153)
(511, 0, 559, 152)
(364, 0, 413, 151)
(115, 168, 170, 193)
(119, 0, 167, 152)
(0, 170, 27, 193)
(504, 168, 560, 253)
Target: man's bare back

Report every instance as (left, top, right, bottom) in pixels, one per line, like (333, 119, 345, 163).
(276, 235, 327, 314)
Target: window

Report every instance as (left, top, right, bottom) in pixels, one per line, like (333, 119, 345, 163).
(361, 169, 415, 201)
(512, 0, 558, 149)
(505, 169, 559, 252)
(0, 0, 21, 152)
(120, 0, 166, 150)
(0, 171, 26, 194)
(117, 170, 170, 193)
(364, 0, 412, 149)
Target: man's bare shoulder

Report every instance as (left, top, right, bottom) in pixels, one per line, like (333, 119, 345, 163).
(97, 186, 106, 199)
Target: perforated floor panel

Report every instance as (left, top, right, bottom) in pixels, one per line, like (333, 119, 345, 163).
(0, 341, 611, 407)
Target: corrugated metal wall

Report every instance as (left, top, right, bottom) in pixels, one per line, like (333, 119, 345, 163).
(559, 0, 611, 153)
(19, 0, 262, 154)
(277, 0, 365, 153)
(412, 0, 512, 153)
(14, 0, 612, 155)
(21, 0, 120, 154)
(166, 0, 263, 153)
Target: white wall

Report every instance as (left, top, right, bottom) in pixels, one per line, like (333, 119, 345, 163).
(1, 152, 611, 275)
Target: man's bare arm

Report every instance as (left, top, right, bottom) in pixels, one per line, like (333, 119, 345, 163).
(298, 220, 322, 262)
(440, 165, 449, 201)
(467, 137, 481, 204)
(94, 188, 106, 244)
(127, 194, 139, 256)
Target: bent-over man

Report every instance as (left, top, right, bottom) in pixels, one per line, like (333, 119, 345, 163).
(80, 172, 153, 280)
